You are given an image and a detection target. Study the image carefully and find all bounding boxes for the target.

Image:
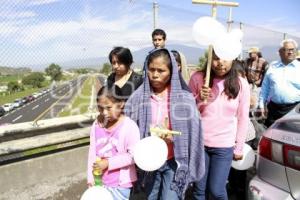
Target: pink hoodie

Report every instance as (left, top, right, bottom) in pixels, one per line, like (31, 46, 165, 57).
(189, 72, 250, 155)
(87, 116, 140, 187)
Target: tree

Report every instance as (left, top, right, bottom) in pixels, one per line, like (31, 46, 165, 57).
(7, 81, 21, 93)
(22, 72, 45, 88)
(45, 63, 62, 81)
(76, 68, 89, 74)
(100, 63, 112, 75)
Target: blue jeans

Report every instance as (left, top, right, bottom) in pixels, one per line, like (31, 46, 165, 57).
(192, 147, 233, 200)
(105, 186, 131, 200)
(145, 158, 179, 200)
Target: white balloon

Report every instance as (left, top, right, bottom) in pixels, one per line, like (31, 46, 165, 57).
(81, 186, 113, 200)
(133, 136, 168, 171)
(192, 16, 226, 46)
(213, 32, 242, 60)
(231, 143, 256, 170)
(229, 28, 243, 40)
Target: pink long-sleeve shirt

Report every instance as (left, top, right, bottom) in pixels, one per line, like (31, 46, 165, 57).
(189, 72, 250, 155)
(150, 92, 174, 159)
(87, 116, 140, 187)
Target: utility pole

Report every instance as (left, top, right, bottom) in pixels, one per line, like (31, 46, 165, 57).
(227, 7, 233, 32)
(153, 1, 158, 29)
(239, 22, 244, 59)
(283, 33, 287, 40)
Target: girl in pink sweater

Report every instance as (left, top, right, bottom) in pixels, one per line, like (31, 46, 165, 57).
(189, 51, 250, 200)
(87, 85, 140, 200)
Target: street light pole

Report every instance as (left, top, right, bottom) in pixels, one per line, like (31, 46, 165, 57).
(153, 1, 158, 29)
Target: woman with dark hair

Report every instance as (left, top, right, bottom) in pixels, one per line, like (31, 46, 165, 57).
(189, 50, 250, 200)
(106, 46, 143, 100)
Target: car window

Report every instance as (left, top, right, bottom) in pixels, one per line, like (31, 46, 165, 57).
(276, 120, 300, 133)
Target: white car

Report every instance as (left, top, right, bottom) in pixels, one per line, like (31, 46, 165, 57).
(3, 103, 14, 112)
(32, 92, 42, 98)
(12, 99, 23, 108)
(248, 103, 300, 200)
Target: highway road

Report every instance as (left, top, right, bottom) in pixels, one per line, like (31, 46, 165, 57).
(0, 76, 87, 125)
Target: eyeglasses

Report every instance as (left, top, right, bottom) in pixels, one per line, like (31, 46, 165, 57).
(282, 48, 296, 53)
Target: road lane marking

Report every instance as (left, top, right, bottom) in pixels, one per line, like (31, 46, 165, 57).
(12, 115, 23, 122)
(33, 87, 74, 122)
(32, 105, 39, 110)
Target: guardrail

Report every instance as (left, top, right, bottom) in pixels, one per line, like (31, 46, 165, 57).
(0, 113, 97, 164)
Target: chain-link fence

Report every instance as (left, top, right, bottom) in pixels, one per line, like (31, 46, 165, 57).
(0, 0, 299, 70)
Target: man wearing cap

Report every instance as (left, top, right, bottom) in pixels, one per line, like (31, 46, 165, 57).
(259, 39, 300, 127)
(245, 47, 268, 87)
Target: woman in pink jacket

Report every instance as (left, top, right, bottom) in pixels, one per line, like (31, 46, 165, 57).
(87, 85, 140, 200)
(189, 51, 250, 200)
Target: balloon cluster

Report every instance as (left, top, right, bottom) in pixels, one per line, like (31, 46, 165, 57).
(192, 16, 243, 60)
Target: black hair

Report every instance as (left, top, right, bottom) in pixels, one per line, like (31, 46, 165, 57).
(235, 60, 246, 78)
(108, 47, 133, 69)
(152, 28, 166, 40)
(96, 85, 124, 103)
(171, 50, 182, 67)
(147, 49, 172, 73)
(204, 52, 241, 99)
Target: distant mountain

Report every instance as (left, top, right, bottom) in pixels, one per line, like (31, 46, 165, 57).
(241, 45, 280, 63)
(131, 44, 205, 69)
(16, 44, 280, 71)
(0, 66, 31, 76)
(56, 44, 205, 70)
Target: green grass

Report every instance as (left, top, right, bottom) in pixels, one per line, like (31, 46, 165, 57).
(0, 88, 39, 105)
(59, 76, 94, 117)
(0, 75, 24, 84)
(0, 73, 75, 106)
(0, 80, 51, 105)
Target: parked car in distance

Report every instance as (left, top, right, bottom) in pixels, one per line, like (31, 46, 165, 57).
(32, 92, 41, 99)
(0, 106, 5, 117)
(22, 96, 29, 104)
(25, 95, 35, 102)
(3, 103, 14, 112)
(41, 89, 49, 95)
(248, 103, 300, 200)
(12, 99, 24, 109)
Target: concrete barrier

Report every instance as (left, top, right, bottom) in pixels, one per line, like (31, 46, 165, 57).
(0, 115, 97, 199)
(0, 146, 89, 200)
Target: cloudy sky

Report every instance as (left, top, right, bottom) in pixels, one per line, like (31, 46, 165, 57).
(0, 0, 299, 68)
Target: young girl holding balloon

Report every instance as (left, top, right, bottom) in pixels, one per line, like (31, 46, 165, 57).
(189, 50, 250, 199)
(87, 85, 140, 200)
(125, 48, 205, 200)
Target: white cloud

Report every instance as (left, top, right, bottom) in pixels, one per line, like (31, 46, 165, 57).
(30, 0, 60, 5)
(0, 22, 19, 37)
(1, 0, 299, 67)
(0, 10, 36, 19)
(256, 17, 300, 38)
(17, 21, 81, 45)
